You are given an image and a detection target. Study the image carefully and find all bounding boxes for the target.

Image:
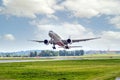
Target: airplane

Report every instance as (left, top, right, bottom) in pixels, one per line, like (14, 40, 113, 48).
(30, 30, 100, 49)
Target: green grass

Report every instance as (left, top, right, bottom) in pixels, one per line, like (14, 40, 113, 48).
(0, 59, 120, 80)
(79, 53, 120, 59)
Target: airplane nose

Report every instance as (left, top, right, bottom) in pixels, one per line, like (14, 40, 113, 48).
(49, 32, 52, 37)
(49, 31, 53, 35)
(49, 30, 53, 33)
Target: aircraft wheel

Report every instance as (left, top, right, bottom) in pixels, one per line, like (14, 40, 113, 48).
(53, 47, 56, 49)
(65, 46, 69, 49)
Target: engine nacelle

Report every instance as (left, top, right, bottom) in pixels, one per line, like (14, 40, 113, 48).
(44, 40, 49, 45)
(67, 39, 72, 44)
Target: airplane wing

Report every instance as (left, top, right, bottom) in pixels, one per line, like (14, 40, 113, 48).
(29, 40, 44, 43)
(72, 37, 101, 43)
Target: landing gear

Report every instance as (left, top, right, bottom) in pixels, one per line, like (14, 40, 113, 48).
(65, 46, 69, 49)
(52, 46, 56, 49)
(52, 44, 56, 49)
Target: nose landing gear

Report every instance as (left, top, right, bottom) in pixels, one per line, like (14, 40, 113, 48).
(52, 46, 56, 49)
(52, 44, 56, 49)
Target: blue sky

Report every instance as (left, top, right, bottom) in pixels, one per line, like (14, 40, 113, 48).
(0, 0, 120, 52)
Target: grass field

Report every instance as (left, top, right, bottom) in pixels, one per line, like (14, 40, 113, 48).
(79, 53, 120, 59)
(0, 59, 120, 80)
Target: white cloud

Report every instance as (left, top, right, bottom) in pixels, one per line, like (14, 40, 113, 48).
(3, 34, 15, 41)
(77, 30, 120, 50)
(100, 31, 120, 49)
(100, 31, 120, 50)
(62, 0, 120, 18)
(0, 8, 2, 12)
(1, 0, 120, 19)
(102, 31, 120, 40)
(0, 0, 63, 18)
(109, 16, 120, 29)
(31, 19, 95, 40)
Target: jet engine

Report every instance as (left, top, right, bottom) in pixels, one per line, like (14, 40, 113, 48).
(67, 39, 72, 44)
(44, 40, 49, 45)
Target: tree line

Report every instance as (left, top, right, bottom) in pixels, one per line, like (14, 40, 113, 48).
(0, 50, 84, 57)
(29, 50, 84, 57)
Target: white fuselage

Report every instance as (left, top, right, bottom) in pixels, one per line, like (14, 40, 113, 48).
(49, 31, 65, 47)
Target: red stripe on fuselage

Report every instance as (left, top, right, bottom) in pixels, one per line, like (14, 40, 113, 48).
(57, 41, 65, 47)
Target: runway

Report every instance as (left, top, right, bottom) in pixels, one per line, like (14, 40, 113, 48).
(0, 59, 58, 63)
(0, 57, 83, 63)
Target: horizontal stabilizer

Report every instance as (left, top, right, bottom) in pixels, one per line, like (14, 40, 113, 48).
(69, 46, 82, 48)
(58, 46, 82, 48)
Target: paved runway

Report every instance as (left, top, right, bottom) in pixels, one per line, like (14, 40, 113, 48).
(0, 59, 59, 63)
(0, 57, 83, 63)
